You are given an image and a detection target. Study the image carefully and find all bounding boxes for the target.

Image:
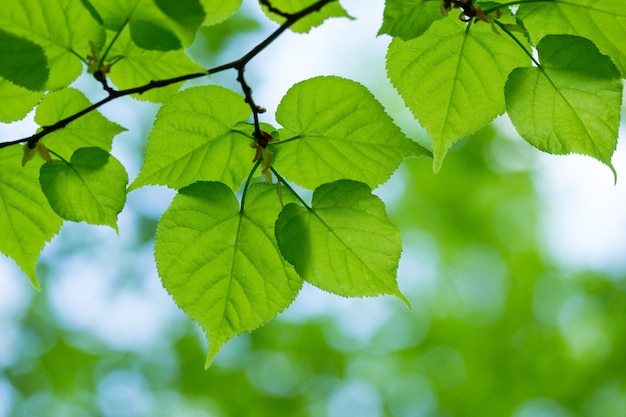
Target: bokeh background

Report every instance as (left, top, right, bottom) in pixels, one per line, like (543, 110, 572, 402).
(1, 1, 626, 416)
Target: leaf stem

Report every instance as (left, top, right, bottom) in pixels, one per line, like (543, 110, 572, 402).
(270, 167, 311, 210)
(240, 159, 263, 213)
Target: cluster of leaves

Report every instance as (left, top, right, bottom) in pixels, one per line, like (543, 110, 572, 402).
(0, 0, 623, 366)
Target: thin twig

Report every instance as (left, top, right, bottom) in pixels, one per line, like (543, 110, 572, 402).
(0, 0, 338, 150)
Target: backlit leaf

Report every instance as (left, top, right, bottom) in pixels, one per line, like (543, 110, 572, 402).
(155, 181, 302, 367)
(386, 16, 530, 171)
(273, 76, 429, 190)
(378, 0, 444, 40)
(39, 147, 129, 230)
(260, 0, 352, 33)
(0, 146, 62, 288)
(0, 30, 49, 91)
(200, 0, 242, 26)
(275, 179, 408, 304)
(505, 35, 622, 176)
(130, 85, 252, 191)
(35, 88, 126, 158)
(0, 77, 43, 123)
(107, 29, 206, 102)
(0, 0, 105, 89)
(518, 0, 626, 76)
(88, 0, 205, 50)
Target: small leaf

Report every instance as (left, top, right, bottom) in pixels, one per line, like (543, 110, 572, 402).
(378, 0, 444, 40)
(0, 145, 63, 288)
(200, 0, 242, 26)
(260, 0, 352, 33)
(0, 0, 105, 89)
(35, 88, 126, 158)
(39, 147, 129, 230)
(274, 76, 429, 190)
(505, 35, 622, 176)
(386, 15, 530, 171)
(275, 180, 408, 305)
(89, 0, 205, 50)
(0, 29, 48, 91)
(155, 181, 302, 367)
(130, 85, 252, 191)
(107, 29, 206, 102)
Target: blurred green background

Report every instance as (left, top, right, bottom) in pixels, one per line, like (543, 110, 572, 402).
(1, 1, 626, 416)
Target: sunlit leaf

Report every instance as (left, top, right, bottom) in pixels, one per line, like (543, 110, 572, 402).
(378, 0, 444, 40)
(200, 0, 242, 26)
(39, 147, 128, 230)
(88, 0, 205, 50)
(107, 29, 206, 102)
(0, 77, 43, 122)
(518, 0, 626, 76)
(130, 85, 252, 191)
(0, 146, 62, 288)
(273, 76, 430, 190)
(155, 181, 302, 367)
(275, 180, 408, 304)
(386, 16, 530, 171)
(260, 0, 352, 33)
(35, 88, 126, 158)
(0, 0, 105, 89)
(505, 35, 622, 176)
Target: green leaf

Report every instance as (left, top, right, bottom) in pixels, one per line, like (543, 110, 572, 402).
(273, 76, 429, 190)
(0, 0, 105, 90)
(260, 0, 352, 33)
(107, 29, 206, 102)
(0, 30, 49, 91)
(275, 180, 408, 305)
(518, 0, 626, 76)
(505, 35, 622, 176)
(200, 0, 242, 26)
(88, 0, 205, 50)
(155, 181, 302, 367)
(0, 77, 43, 123)
(130, 85, 252, 191)
(35, 88, 126, 159)
(39, 148, 128, 230)
(0, 146, 63, 289)
(378, 0, 444, 40)
(386, 16, 530, 171)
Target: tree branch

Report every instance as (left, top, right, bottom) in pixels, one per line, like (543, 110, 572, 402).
(0, 0, 338, 150)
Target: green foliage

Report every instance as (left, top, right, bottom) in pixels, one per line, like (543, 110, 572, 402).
(39, 147, 128, 231)
(155, 181, 302, 367)
(0, 0, 624, 366)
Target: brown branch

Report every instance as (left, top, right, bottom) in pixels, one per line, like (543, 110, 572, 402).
(0, 0, 338, 151)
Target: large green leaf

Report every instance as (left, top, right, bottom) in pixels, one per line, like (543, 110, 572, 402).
(505, 35, 622, 176)
(35, 88, 126, 158)
(386, 16, 530, 171)
(0, 0, 105, 90)
(260, 0, 352, 33)
(273, 76, 429, 190)
(130, 85, 252, 191)
(155, 181, 302, 367)
(200, 0, 242, 26)
(518, 0, 626, 76)
(275, 180, 408, 304)
(0, 146, 63, 289)
(88, 0, 205, 50)
(107, 29, 206, 102)
(39, 147, 128, 230)
(378, 0, 444, 40)
(0, 77, 43, 122)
